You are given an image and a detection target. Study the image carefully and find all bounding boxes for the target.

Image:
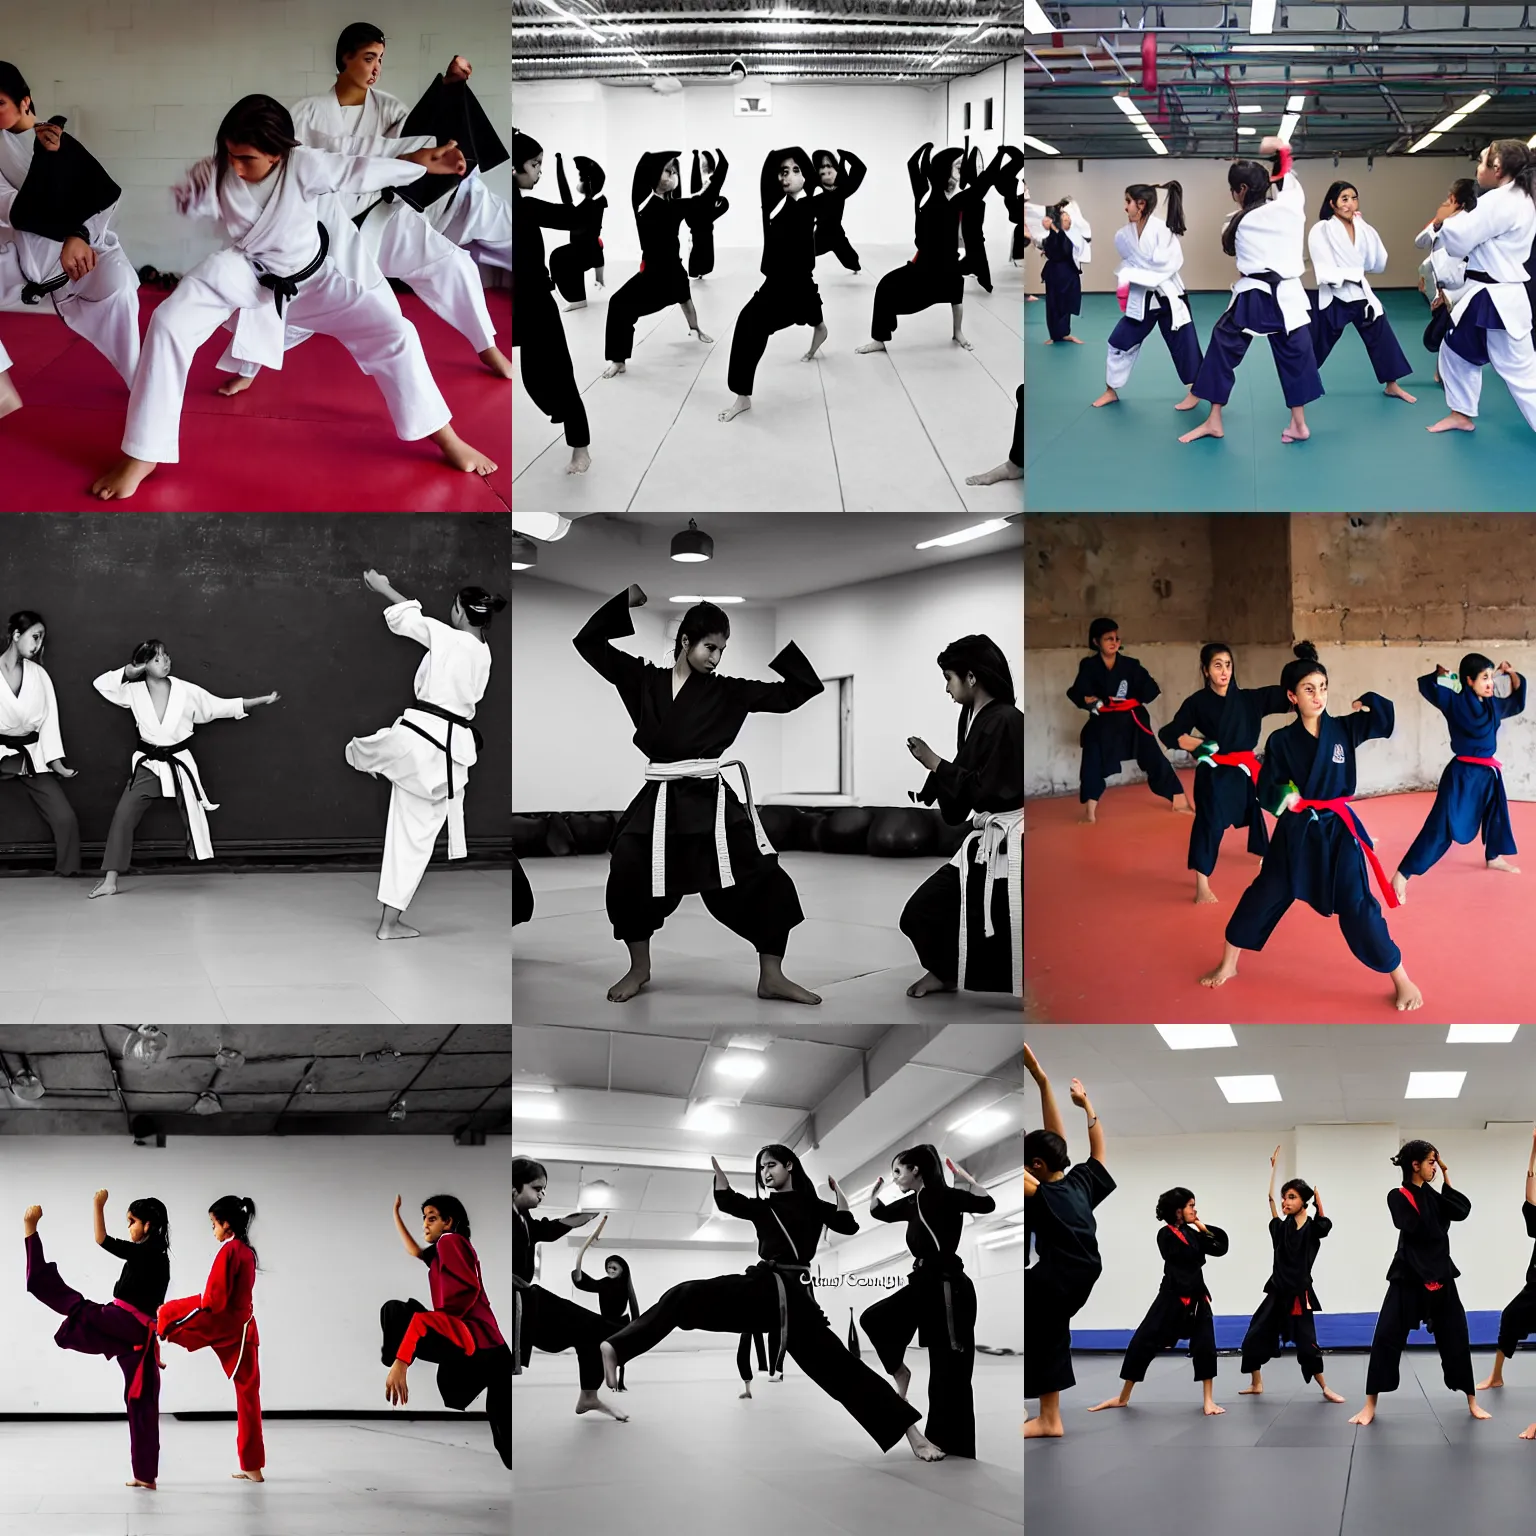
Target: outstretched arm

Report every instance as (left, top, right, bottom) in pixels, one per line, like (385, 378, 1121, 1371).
(556, 152, 572, 204)
(393, 1195, 426, 1258)
(1072, 1081, 1105, 1167)
(364, 567, 411, 606)
(92, 1189, 109, 1247)
(908, 142, 932, 200)
(840, 149, 867, 197)
(1267, 1146, 1280, 1219)
(572, 585, 648, 694)
(691, 149, 702, 196)
(1025, 1043, 1066, 1140)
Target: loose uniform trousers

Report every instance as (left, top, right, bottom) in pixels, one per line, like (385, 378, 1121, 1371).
(1495, 1280, 1536, 1358)
(1363, 1276, 1473, 1397)
(157, 1299, 263, 1471)
(1041, 263, 1080, 342)
(1239, 1293, 1324, 1381)
(605, 262, 694, 364)
(102, 763, 196, 873)
(727, 278, 823, 396)
(1188, 762, 1269, 875)
(1310, 297, 1412, 383)
(872, 261, 963, 343)
(514, 1282, 615, 1391)
(1191, 298, 1324, 411)
(737, 1329, 769, 1381)
(1025, 1266, 1086, 1399)
(549, 237, 604, 304)
(1399, 759, 1516, 875)
(1106, 303, 1203, 389)
(1079, 711, 1183, 803)
(605, 1269, 922, 1451)
(899, 858, 1015, 993)
(1439, 290, 1536, 430)
(515, 286, 591, 449)
(1120, 1290, 1218, 1383)
(815, 224, 860, 272)
(26, 1232, 160, 1483)
(0, 763, 81, 874)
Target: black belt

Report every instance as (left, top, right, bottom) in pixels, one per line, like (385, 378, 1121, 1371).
(401, 702, 484, 803)
(0, 729, 40, 776)
(21, 271, 70, 306)
(352, 188, 399, 230)
(132, 735, 199, 804)
(913, 1254, 967, 1352)
(1239, 269, 1285, 293)
(1466, 268, 1495, 283)
(746, 1260, 811, 1376)
(258, 222, 330, 317)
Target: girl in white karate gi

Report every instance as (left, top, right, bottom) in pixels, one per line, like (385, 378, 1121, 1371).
(0, 609, 81, 875)
(89, 94, 498, 502)
(0, 64, 140, 422)
(1426, 138, 1536, 438)
(1415, 178, 1478, 386)
(89, 640, 280, 898)
(216, 37, 511, 395)
(346, 568, 503, 940)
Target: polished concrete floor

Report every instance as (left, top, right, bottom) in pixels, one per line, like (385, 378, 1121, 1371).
(0, 1418, 508, 1535)
(0, 869, 511, 1023)
(512, 851, 1021, 1024)
(514, 1345, 1023, 1536)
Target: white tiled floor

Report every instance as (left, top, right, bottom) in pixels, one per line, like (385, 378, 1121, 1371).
(0, 870, 512, 1024)
(512, 851, 1020, 1024)
(513, 1347, 1023, 1536)
(0, 1418, 509, 1535)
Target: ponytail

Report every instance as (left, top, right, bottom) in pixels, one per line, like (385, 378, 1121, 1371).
(209, 1194, 258, 1266)
(1160, 179, 1186, 237)
(1491, 139, 1536, 198)
(1221, 160, 1273, 259)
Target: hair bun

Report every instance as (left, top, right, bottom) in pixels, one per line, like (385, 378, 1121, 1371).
(1293, 640, 1318, 662)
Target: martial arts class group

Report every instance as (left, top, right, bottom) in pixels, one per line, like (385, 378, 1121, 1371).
(0, 11, 511, 511)
(2, 1025, 511, 1533)
(1027, 1027, 1536, 1536)
(511, 1022, 1025, 1535)
(511, 3, 1025, 510)
(1021, 10, 1536, 511)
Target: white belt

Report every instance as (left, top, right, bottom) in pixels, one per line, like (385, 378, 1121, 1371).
(949, 808, 1023, 996)
(644, 758, 775, 899)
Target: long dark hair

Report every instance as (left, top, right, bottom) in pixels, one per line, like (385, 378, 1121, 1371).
(674, 602, 730, 659)
(1199, 641, 1235, 690)
(1280, 639, 1326, 697)
(1221, 159, 1274, 258)
(128, 1197, 171, 1253)
(423, 1193, 473, 1239)
(1391, 1139, 1438, 1183)
(892, 1143, 946, 1190)
(1318, 180, 1357, 220)
(458, 586, 507, 641)
(602, 1253, 641, 1320)
(215, 95, 301, 185)
(1450, 176, 1480, 213)
(1126, 179, 1186, 237)
(1155, 1186, 1196, 1224)
(5, 609, 45, 658)
(513, 1157, 549, 1195)
(1490, 139, 1536, 198)
(209, 1194, 258, 1265)
(1026, 1129, 1070, 1174)
(937, 634, 1015, 704)
(755, 1143, 811, 1198)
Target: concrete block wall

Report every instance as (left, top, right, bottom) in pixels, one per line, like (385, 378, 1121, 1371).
(3, 2, 510, 271)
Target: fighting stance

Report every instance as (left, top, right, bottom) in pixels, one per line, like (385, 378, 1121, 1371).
(89, 641, 279, 899)
(157, 1196, 265, 1480)
(899, 634, 1023, 996)
(861, 1145, 996, 1457)
(1485, 1132, 1536, 1407)
(571, 1253, 639, 1390)
(512, 1158, 628, 1421)
(0, 609, 81, 876)
(1025, 1044, 1114, 1438)
(1349, 1141, 1487, 1426)
(686, 149, 729, 278)
(574, 585, 824, 1005)
(346, 568, 503, 939)
(24, 1193, 168, 1489)
(1392, 656, 1525, 901)
(383, 1193, 511, 1467)
(599, 1146, 944, 1461)
(90, 95, 496, 500)
(811, 148, 865, 272)
(551, 151, 606, 307)
(1237, 1148, 1345, 1402)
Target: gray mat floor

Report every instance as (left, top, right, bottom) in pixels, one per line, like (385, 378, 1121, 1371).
(1029, 1351, 1536, 1536)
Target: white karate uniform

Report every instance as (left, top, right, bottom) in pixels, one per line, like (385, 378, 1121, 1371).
(216, 88, 497, 379)
(0, 128, 140, 387)
(0, 659, 65, 771)
(92, 670, 247, 861)
(1227, 169, 1310, 335)
(344, 601, 490, 912)
(122, 145, 452, 464)
(1308, 213, 1389, 318)
(1106, 214, 1192, 388)
(424, 166, 511, 271)
(1433, 182, 1536, 427)
(1415, 220, 1470, 311)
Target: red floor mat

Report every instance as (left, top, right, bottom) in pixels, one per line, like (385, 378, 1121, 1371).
(1026, 769, 1536, 1023)
(0, 289, 510, 511)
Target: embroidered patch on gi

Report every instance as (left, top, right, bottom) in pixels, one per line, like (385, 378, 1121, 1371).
(1115, 680, 1128, 699)
(1332, 743, 1345, 764)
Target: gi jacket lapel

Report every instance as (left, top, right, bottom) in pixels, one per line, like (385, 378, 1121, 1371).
(1305, 713, 1342, 799)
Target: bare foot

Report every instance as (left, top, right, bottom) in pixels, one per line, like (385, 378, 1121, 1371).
(217, 374, 256, 396)
(1393, 975, 1424, 1012)
(905, 1425, 945, 1461)
(1321, 1387, 1346, 1403)
(966, 460, 1023, 485)
(1280, 424, 1310, 443)
(801, 323, 828, 361)
(1520, 1422, 1536, 1439)
(690, 328, 714, 344)
(232, 1470, 264, 1482)
(855, 340, 887, 354)
(1428, 411, 1475, 433)
(1043, 338, 1055, 344)
(1194, 881, 1219, 905)
(0, 370, 21, 420)
(1063, 335, 1084, 344)
(1024, 1415, 1065, 1438)
(906, 970, 957, 997)
(718, 394, 752, 422)
(434, 428, 498, 475)
(1478, 1375, 1506, 1391)
(90, 455, 157, 501)
(602, 361, 627, 377)
(1204, 1401, 1226, 1416)
(1179, 419, 1224, 444)
(1199, 961, 1238, 989)
(1172, 795, 1194, 815)
(1489, 856, 1522, 874)
(600, 1340, 621, 1391)
(125, 1480, 156, 1489)
(893, 1364, 911, 1400)
(1079, 802, 1098, 825)
(23, 1205, 41, 1236)
(575, 1389, 629, 1421)
(1174, 392, 1200, 411)
(1239, 1384, 1263, 1396)
(1391, 871, 1408, 905)
(1349, 1404, 1375, 1426)
(1384, 381, 1417, 403)
(739, 1386, 752, 1399)
(376, 917, 421, 941)
(1088, 1397, 1129, 1412)
(480, 346, 515, 378)
(953, 333, 974, 350)
(758, 975, 822, 1005)
(607, 965, 650, 1002)
(1470, 1400, 1492, 1420)
(88, 878, 119, 899)
(1092, 387, 1119, 407)
(567, 446, 591, 475)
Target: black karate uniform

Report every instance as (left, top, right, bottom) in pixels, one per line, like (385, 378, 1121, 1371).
(1239, 1213, 1333, 1380)
(1026, 1158, 1116, 1398)
(1225, 693, 1400, 973)
(860, 1183, 997, 1457)
(548, 154, 607, 305)
(1121, 1220, 1230, 1383)
(957, 147, 995, 293)
(605, 1186, 922, 1451)
(812, 150, 866, 272)
(1067, 652, 1184, 804)
(512, 854, 534, 926)
(726, 148, 824, 398)
(574, 590, 823, 953)
(512, 1206, 617, 1391)
(605, 149, 726, 365)
(572, 1269, 637, 1388)
(898, 698, 1022, 993)
(1364, 1181, 1474, 1397)
(512, 185, 591, 449)
(1493, 1202, 1536, 1359)
(686, 150, 730, 278)
(737, 1329, 777, 1381)
(1157, 680, 1294, 875)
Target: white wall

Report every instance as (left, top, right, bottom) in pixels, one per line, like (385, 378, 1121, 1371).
(1072, 1123, 1536, 1329)
(945, 59, 1024, 170)
(1, 3, 510, 272)
(511, 78, 946, 260)
(4, 1137, 509, 1412)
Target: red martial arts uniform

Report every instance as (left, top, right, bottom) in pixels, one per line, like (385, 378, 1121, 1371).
(396, 1232, 505, 1362)
(158, 1237, 263, 1471)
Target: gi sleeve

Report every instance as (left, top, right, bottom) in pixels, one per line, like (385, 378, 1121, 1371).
(185, 683, 248, 725)
(907, 143, 929, 201)
(1081, 1157, 1117, 1206)
(525, 1216, 570, 1245)
(952, 1189, 997, 1214)
(1440, 1186, 1472, 1222)
(557, 154, 574, 205)
(820, 1201, 859, 1235)
(572, 1270, 601, 1292)
(1312, 1216, 1334, 1241)
(201, 1242, 233, 1312)
(172, 157, 222, 221)
(840, 150, 867, 198)
(1256, 726, 1296, 816)
(383, 598, 433, 649)
(927, 707, 1022, 817)
(1198, 1224, 1229, 1258)
(1308, 221, 1351, 288)
(713, 1186, 757, 1221)
(1417, 672, 1451, 714)
(1158, 692, 1201, 750)
(291, 144, 425, 201)
(99, 1234, 137, 1260)
(1156, 1226, 1184, 1264)
(1252, 683, 1295, 719)
(92, 669, 136, 709)
(1523, 1201, 1536, 1240)
(33, 666, 65, 764)
(1498, 675, 1527, 720)
(432, 1234, 484, 1316)
(1388, 1186, 1421, 1234)
(290, 94, 435, 159)
(1132, 659, 1161, 707)
(1436, 196, 1508, 261)
(1345, 690, 1394, 746)
(868, 1193, 912, 1223)
(1268, 1216, 1285, 1242)
(726, 641, 826, 715)
(1066, 659, 1096, 711)
(573, 590, 648, 698)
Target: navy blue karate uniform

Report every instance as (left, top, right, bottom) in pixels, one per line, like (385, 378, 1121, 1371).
(1040, 228, 1081, 341)
(1225, 692, 1400, 972)
(1067, 653, 1184, 804)
(1158, 681, 1294, 874)
(1399, 671, 1524, 877)
(1310, 295, 1414, 383)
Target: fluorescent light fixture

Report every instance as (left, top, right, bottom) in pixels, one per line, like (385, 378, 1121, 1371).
(1236, 104, 1263, 114)
(1216, 1075, 1281, 1104)
(1022, 134, 1060, 155)
(1233, 44, 1317, 51)
(947, 1108, 1011, 1136)
(1237, 127, 1257, 136)
(714, 1051, 767, 1082)
(579, 1180, 614, 1207)
(1250, 0, 1276, 34)
(1447, 1025, 1519, 1043)
(683, 1103, 733, 1132)
(667, 595, 745, 604)
(1429, 92, 1492, 134)
(915, 519, 1012, 549)
(1278, 112, 1300, 143)
(1156, 1025, 1238, 1050)
(1113, 94, 1147, 125)
(512, 1096, 562, 1120)
(1406, 1071, 1466, 1099)
(1023, 0, 1052, 33)
(1287, 94, 1307, 112)
(511, 513, 571, 541)
(1408, 131, 1443, 153)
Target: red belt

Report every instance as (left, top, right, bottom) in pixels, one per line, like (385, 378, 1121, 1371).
(1291, 796, 1399, 909)
(1097, 697, 1157, 737)
(1456, 754, 1502, 771)
(112, 1298, 162, 1400)
(1204, 749, 1262, 782)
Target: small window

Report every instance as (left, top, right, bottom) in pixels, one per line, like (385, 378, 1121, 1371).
(964, 103, 971, 130)
(984, 98, 994, 130)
